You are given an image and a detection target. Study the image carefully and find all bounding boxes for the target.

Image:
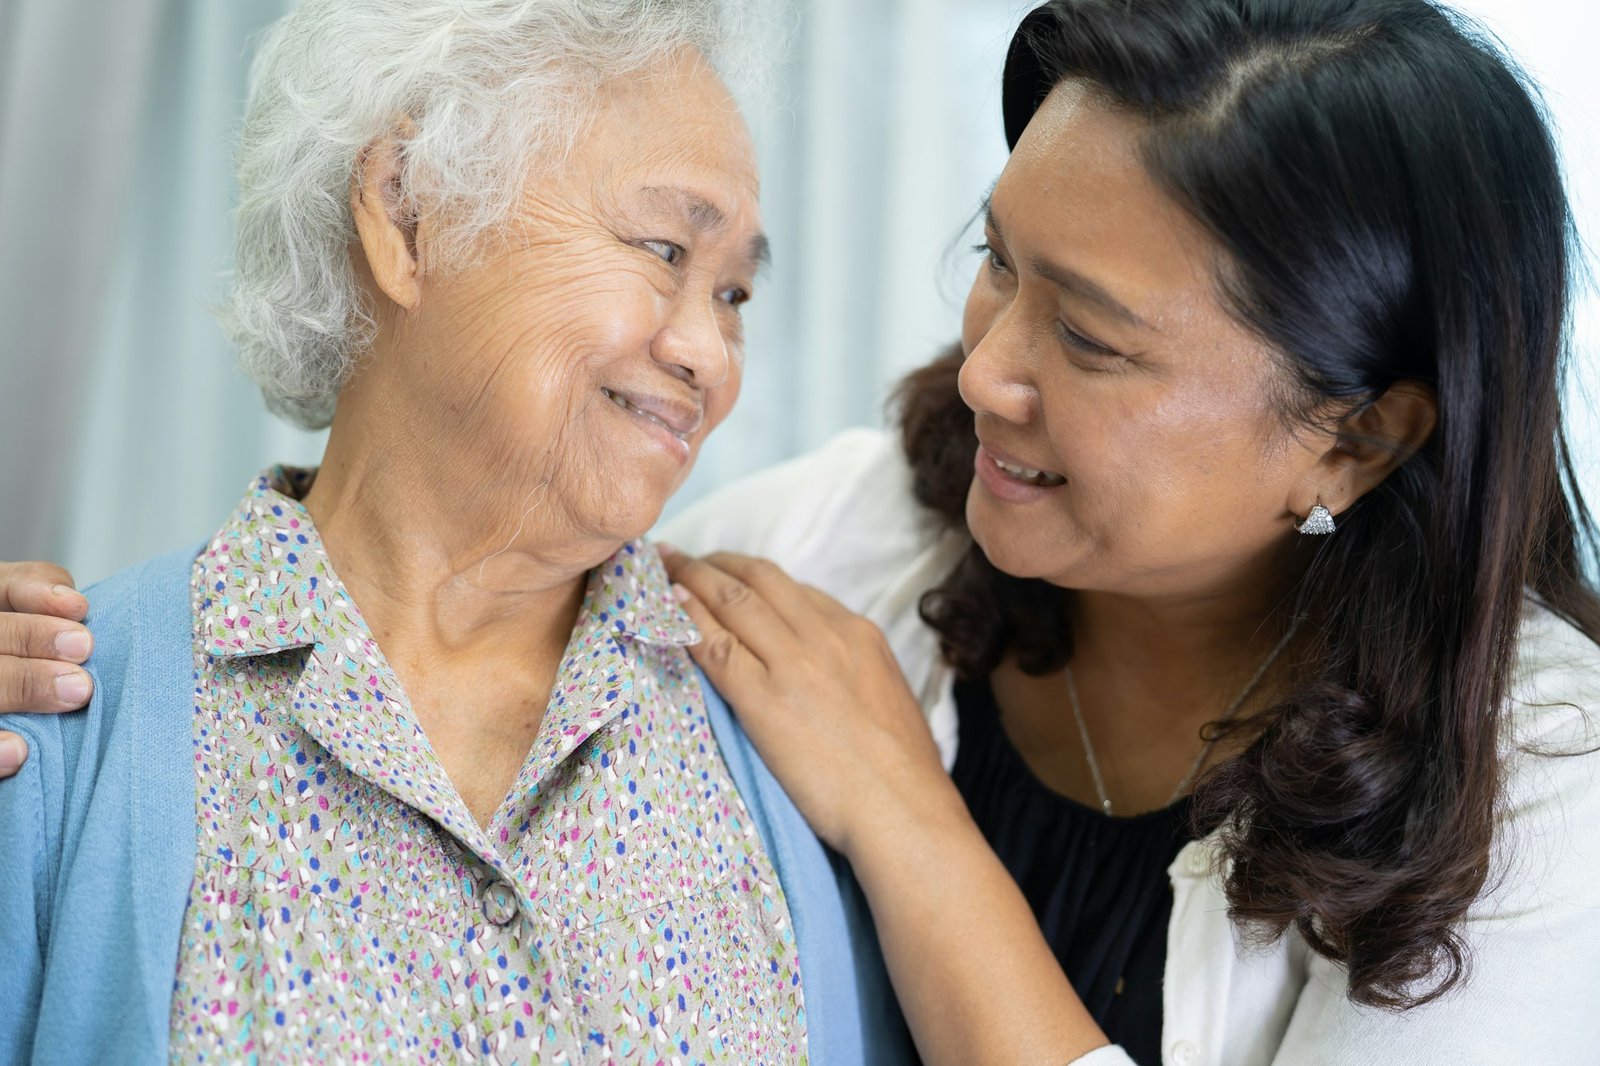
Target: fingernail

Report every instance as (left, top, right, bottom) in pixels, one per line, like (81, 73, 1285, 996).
(55, 671, 91, 706)
(0, 736, 23, 774)
(671, 582, 692, 603)
(52, 584, 84, 602)
(55, 628, 92, 661)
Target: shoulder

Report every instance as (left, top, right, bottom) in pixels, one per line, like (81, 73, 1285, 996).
(659, 428, 959, 607)
(0, 543, 202, 844)
(1263, 606, 1600, 1058)
(0, 559, 149, 817)
(0, 544, 203, 1057)
(78, 544, 203, 738)
(1495, 602, 1600, 882)
(1506, 600, 1600, 736)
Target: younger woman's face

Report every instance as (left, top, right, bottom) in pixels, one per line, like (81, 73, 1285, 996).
(959, 81, 1321, 602)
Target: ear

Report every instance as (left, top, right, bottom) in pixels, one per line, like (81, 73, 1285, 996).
(1288, 381, 1438, 522)
(350, 122, 423, 313)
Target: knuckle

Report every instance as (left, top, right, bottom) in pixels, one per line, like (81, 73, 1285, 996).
(716, 579, 751, 608)
(0, 615, 60, 659)
(0, 615, 21, 655)
(0, 657, 38, 710)
(703, 630, 741, 667)
(747, 558, 783, 582)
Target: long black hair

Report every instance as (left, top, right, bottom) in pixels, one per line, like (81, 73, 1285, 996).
(898, 0, 1600, 1009)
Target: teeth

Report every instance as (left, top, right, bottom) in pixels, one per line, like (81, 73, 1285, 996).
(992, 456, 1064, 487)
(603, 389, 687, 442)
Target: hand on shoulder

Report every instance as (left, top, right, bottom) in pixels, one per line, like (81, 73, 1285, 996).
(0, 561, 93, 778)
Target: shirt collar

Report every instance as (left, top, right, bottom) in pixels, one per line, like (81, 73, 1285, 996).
(196, 467, 698, 658)
(572, 540, 700, 648)
(196, 466, 329, 658)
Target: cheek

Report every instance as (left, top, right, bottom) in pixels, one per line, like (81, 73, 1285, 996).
(561, 286, 664, 369)
(701, 357, 744, 438)
(1047, 379, 1285, 540)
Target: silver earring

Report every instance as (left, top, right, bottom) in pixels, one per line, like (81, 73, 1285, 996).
(1297, 503, 1336, 535)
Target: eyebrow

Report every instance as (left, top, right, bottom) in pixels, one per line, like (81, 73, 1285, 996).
(982, 195, 1151, 331)
(644, 185, 772, 271)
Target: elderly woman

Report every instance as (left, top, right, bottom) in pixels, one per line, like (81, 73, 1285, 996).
(0, 1, 911, 1063)
(6, 0, 1600, 1064)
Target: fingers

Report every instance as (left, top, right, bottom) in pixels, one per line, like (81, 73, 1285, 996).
(669, 581, 770, 702)
(0, 610, 93, 663)
(0, 731, 27, 779)
(0, 654, 93, 714)
(0, 562, 87, 620)
(696, 552, 823, 623)
(660, 550, 797, 668)
(0, 563, 96, 716)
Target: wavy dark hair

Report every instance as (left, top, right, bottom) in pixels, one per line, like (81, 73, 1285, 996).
(898, 0, 1600, 1010)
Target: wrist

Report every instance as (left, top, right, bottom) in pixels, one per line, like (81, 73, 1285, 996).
(837, 764, 974, 866)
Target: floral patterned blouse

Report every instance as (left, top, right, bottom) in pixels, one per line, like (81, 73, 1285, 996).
(167, 468, 806, 1064)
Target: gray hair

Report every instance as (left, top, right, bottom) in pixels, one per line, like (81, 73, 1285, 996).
(222, 0, 763, 429)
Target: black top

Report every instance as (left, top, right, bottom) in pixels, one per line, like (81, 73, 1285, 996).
(950, 677, 1194, 1066)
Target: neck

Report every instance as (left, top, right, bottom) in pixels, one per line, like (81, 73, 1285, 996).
(301, 402, 599, 676)
(1067, 576, 1297, 713)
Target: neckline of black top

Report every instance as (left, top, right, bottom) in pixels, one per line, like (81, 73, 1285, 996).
(953, 672, 1196, 827)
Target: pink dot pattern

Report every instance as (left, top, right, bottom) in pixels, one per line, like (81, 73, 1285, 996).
(167, 468, 807, 1063)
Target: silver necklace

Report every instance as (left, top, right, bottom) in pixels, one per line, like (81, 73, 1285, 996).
(1063, 621, 1299, 816)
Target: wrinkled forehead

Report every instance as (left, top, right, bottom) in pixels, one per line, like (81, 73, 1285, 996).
(586, 54, 759, 189)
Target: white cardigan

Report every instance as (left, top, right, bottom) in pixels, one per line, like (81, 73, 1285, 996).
(661, 428, 1600, 1066)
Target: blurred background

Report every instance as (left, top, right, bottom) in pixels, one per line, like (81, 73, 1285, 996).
(1, 0, 1596, 584)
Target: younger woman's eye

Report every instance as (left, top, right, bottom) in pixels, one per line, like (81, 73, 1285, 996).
(972, 241, 1010, 275)
(1057, 320, 1120, 360)
(642, 239, 686, 266)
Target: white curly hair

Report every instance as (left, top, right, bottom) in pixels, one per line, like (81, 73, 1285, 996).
(221, 0, 764, 429)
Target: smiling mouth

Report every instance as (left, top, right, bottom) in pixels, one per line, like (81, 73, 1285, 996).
(601, 388, 691, 443)
(989, 454, 1066, 487)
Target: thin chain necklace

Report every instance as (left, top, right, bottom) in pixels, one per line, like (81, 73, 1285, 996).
(1063, 620, 1300, 816)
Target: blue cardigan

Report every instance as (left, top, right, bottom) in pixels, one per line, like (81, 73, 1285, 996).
(0, 544, 911, 1065)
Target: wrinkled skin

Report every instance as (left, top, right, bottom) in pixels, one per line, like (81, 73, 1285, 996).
(0, 48, 769, 796)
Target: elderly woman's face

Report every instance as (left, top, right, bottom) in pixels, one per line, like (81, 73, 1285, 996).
(958, 82, 1320, 600)
(388, 50, 763, 556)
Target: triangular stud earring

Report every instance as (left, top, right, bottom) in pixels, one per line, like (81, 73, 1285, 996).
(1297, 503, 1337, 535)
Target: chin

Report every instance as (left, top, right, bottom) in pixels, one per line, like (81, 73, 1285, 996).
(586, 475, 677, 546)
(966, 490, 1064, 583)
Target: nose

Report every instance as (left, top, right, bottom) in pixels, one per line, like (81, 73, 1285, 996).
(651, 294, 729, 390)
(958, 306, 1037, 425)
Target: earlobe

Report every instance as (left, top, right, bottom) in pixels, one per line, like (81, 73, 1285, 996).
(350, 128, 424, 313)
(1288, 380, 1438, 525)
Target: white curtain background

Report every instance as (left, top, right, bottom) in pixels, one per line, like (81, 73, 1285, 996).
(0, 0, 1595, 585)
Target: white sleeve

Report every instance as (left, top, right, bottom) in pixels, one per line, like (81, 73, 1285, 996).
(657, 428, 943, 613)
(1068, 1045, 1137, 1066)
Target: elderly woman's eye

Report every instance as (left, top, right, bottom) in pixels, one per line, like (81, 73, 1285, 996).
(642, 239, 686, 266)
(718, 286, 751, 309)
